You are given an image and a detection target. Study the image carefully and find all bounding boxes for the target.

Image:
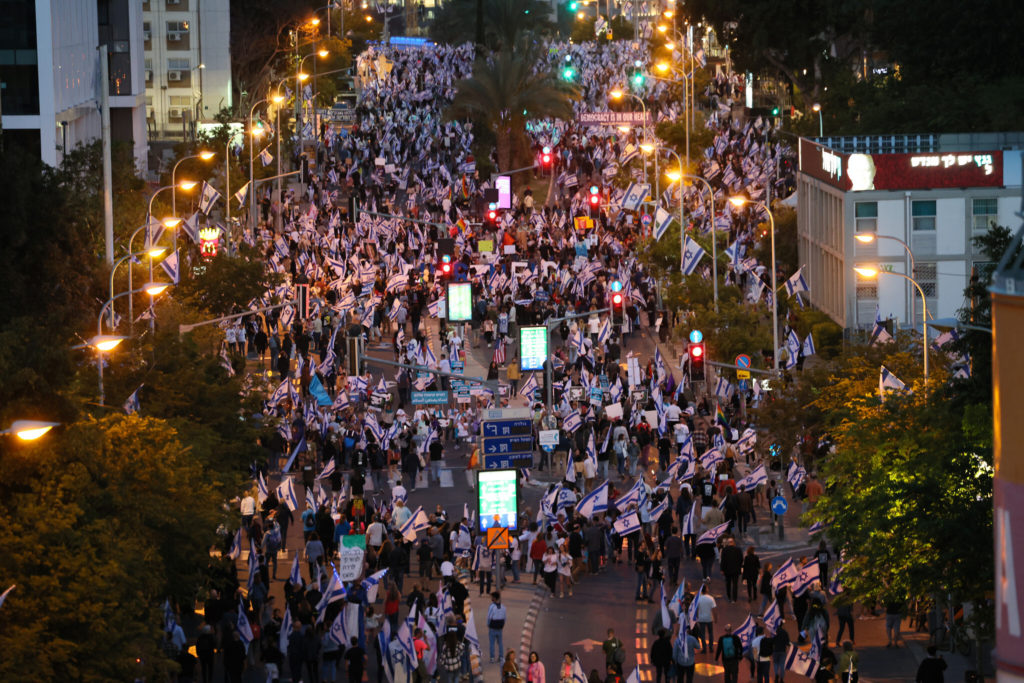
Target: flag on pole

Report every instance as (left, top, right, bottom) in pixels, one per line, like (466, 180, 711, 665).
(228, 529, 242, 560)
(771, 558, 799, 591)
(279, 607, 293, 656)
(400, 506, 430, 542)
(289, 553, 302, 586)
(785, 643, 820, 677)
(233, 181, 250, 207)
(576, 479, 609, 518)
(160, 249, 180, 284)
(123, 384, 143, 414)
(763, 599, 782, 633)
(879, 365, 908, 400)
(784, 268, 809, 296)
(198, 181, 221, 214)
(681, 237, 706, 275)
(870, 306, 893, 345)
(612, 511, 641, 536)
(802, 333, 816, 357)
(653, 206, 674, 241)
(259, 147, 274, 166)
(696, 522, 730, 545)
(236, 598, 254, 650)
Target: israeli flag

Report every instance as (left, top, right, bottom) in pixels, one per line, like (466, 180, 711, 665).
(400, 506, 430, 542)
(256, 472, 268, 504)
(735, 428, 757, 454)
(597, 317, 612, 345)
(332, 390, 350, 411)
(738, 464, 768, 490)
(180, 213, 200, 244)
(734, 614, 756, 653)
(714, 376, 732, 401)
(787, 461, 807, 490)
(281, 435, 307, 473)
(236, 598, 254, 650)
(669, 456, 695, 482)
(696, 521, 730, 545)
(724, 240, 744, 265)
(289, 554, 302, 586)
(328, 608, 350, 648)
(784, 268, 809, 297)
(879, 365, 908, 401)
(160, 249, 180, 284)
(259, 147, 274, 166)
(681, 237, 706, 275)
(198, 181, 221, 214)
(621, 182, 649, 212)
(562, 409, 582, 434)
(228, 529, 241, 561)
(278, 607, 293, 657)
(771, 558, 799, 591)
(361, 568, 389, 603)
(276, 477, 299, 511)
(616, 478, 646, 511)
(233, 181, 250, 207)
(612, 511, 641, 536)
(784, 643, 820, 678)
(700, 447, 723, 471)
(808, 520, 827, 535)
(123, 384, 142, 415)
(763, 599, 782, 633)
(653, 206, 674, 241)
(648, 496, 669, 522)
(247, 539, 260, 590)
(317, 570, 348, 614)
(577, 479, 609, 518)
(317, 457, 336, 481)
(800, 333, 816, 357)
(792, 560, 821, 596)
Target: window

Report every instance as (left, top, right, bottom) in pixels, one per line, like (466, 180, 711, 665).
(166, 21, 189, 33)
(973, 198, 998, 232)
(169, 96, 191, 106)
(167, 58, 190, 70)
(917, 262, 937, 298)
(144, 58, 152, 70)
(145, 96, 153, 107)
(912, 200, 936, 231)
(855, 202, 877, 233)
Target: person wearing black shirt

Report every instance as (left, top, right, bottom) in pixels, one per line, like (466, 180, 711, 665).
(346, 636, 367, 683)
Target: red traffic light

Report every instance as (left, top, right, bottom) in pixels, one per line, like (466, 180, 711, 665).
(442, 263, 452, 274)
(541, 153, 551, 165)
(487, 210, 498, 221)
(611, 292, 623, 306)
(691, 344, 704, 358)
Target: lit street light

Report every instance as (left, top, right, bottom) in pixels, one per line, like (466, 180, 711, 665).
(812, 103, 823, 137)
(854, 232, 918, 324)
(854, 266, 930, 384)
(171, 151, 215, 219)
(1, 420, 59, 441)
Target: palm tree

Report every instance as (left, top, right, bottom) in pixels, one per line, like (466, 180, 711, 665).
(446, 48, 578, 176)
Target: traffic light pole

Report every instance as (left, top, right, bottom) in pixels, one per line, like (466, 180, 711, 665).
(542, 307, 610, 409)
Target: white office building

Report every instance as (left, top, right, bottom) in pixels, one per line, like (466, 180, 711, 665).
(0, 0, 148, 169)
(796, 133, 1024, 330)
(143, 0, 231, 139)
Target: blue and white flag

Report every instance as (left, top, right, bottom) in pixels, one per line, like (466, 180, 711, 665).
(561, 409, 582, 434)
(735, 428, 757, 454)
(328, 607, 350, 648)
(653, 206, 674, 241)
(519, 373, 539, 400)
(737, 464, 768, 490)
(233, 181, 250, 207)
(879, 365, 908, 400)
(317, 457, 336, 481)
(700, 447, 723, 471)
(160, 249, 180, 284)
(279, 607, 293, 657)
(247, 539, 260, 590)
(688, 582, 704, 623)
(648, 496, 669, 522)
(282, 435, 307, 473)
(871, 306, 894, 345)
(267, 379, 293, 409)
(792, 560, 821, 596)
(259, 147, 274, 166)
(180, 213, 200, 244)
(734, 614, 757, 653)
(577, 479, 609, 518)
(236, 598, 254, 650)
(276, 477, 299, 511)
(785, 643, 819, 678)
(361, 568, 389, 603)
(809, 520, 827, 535)
(763, 599, 782, 633)
(198, 180, 221, 214)
(612, 511, 641, 536)
(228, 529, 241, 561)
(123, 384, 142, 415)
(400, 506, 430, 542)
(621, 182, 649, 212)
(696, 521, 730, 545)
(784, 268, 809, 297)
(616, 478, 646, 511)
(800, 332, 815, 357)
(771, 558, 799, 591)
(317, 570, 348, 614)
(681, 237, 706, 275)
(289, 553, 302, 586)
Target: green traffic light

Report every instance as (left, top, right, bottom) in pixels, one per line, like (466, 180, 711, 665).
(632, 72, 645, 87)
(563, 67, 575, 80)
(568, 0, 578, 9)
(771, 106, 780, 116)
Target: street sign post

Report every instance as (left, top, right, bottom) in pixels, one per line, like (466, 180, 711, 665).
(771, 496, 788, 515)
(485, 526, 510, 550)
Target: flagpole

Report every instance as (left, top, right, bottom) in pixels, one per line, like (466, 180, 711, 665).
(224, 137, 231, 237)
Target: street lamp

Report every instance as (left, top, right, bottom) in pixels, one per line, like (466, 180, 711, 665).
(641, 144, 685, 281)
(248, 98, 269, 229)
(171, 151, 215, 219)
(1, 420, 59, 441)
(812, 103, 823, 137)
(854, 233, 918, 324)
(107, 249, 168, 328)
(610, 89, 653, 191)
(854, 266, 929, 384)
(731, 196, 780, 373)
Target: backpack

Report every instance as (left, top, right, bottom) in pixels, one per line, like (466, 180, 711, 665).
(613, 644, 626, 664)
(721, 636, 736, 659)
(440, 642, 464, 671)
(265, 525, 282, 552)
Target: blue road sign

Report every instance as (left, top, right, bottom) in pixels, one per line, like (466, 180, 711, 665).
(735, 354, 752, 368)
(482, 435, 534, 455)
(482, 419, 533, 438)
(483, 453, 534, 469)
(771, 496, 789, 515)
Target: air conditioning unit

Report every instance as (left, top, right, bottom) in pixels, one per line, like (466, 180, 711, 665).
(168, 70, 182, 81)
(168, 31, 182, 41)
(144, 30, 151, 41)
(168, 0, 182, 5)
(169, 108, 182, 118)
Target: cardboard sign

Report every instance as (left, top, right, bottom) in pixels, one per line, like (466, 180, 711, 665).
(338, 547, 365, 581)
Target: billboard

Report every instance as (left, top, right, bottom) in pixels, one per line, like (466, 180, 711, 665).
(519, 325, 548, 372)
(477, 469, 519, 533)
(447, 282, 473, 322)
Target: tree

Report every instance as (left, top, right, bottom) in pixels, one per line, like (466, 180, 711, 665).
(446, 47, 578, 179)
(0, 416, 224, 679)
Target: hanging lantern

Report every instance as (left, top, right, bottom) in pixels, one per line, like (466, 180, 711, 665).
(199, 227, 221, 260)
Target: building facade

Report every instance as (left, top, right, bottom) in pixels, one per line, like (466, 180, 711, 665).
(0, 0, 147, 169)
(797, 133, 1024, 330)
(143, 0, 231, 139)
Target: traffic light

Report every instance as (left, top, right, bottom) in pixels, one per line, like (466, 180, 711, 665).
(486, 203, 499, 223)
(632, 70, 645, 88)
(540, 146, 552, 168)
(438, 254, 453, 279)
(562, 66, 576, 81)
(568, 0, 578, 10)
(688, 340, 706, 383)
(770, 106, 780, 117)
(610, 280, 624, 324)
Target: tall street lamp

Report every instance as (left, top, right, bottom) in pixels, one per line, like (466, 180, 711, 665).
(610, 89, 654, 193)
(854, 232, 918, 325)
(127, 217, 181, 330)
(248, 98, 269, 229)
(107, 248, 167, 328)
(854, 266, 929, 384)
(171, 150, 214, 219)
(640, 143, 685, 281)
(812, 103, 823, 137)
(731, 196, 779, 373)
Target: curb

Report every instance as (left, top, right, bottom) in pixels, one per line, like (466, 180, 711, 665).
(519, 586, 548, 672)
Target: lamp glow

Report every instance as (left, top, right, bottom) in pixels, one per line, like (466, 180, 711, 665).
(854, 266, 879, 278)
(6, 420, 59, 441)
(178, 180, 198, 191)
(198, 151, 215, 161)
(854, 233, 876, 244)
(90, 335, 126, 352)
(143, 282, 171, 296)
(163, 217, 182, 228)
(609, 89, 624, 99)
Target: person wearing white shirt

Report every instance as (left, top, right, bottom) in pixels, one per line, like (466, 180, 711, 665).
(674, 420, 690, 446)
(664, 402, 683, 423)
(240, 494, 256, 531)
